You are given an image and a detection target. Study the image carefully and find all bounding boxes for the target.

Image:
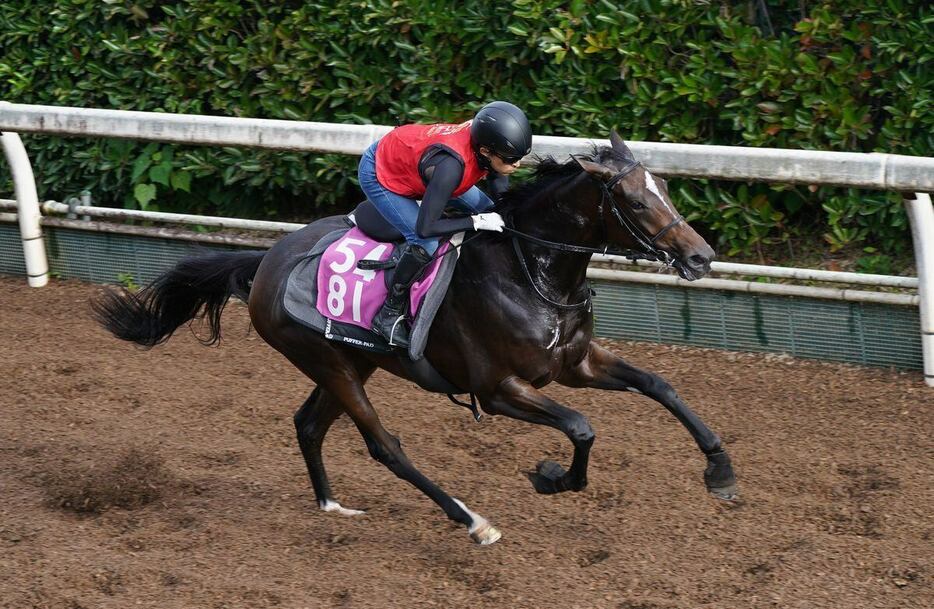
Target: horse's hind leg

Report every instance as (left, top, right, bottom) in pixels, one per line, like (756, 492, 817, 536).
(327, 375, 502, 544)
(559, 342, 737, 499)
(294, 387, 363, 516)
(255, 292, 500, 544)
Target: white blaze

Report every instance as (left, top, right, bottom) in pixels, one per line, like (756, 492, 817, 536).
(644, 171, 674, 216)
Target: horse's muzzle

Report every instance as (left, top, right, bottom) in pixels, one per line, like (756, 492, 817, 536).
(674, 246, 715, 281)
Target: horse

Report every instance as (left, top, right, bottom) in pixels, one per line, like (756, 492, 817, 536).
(92, 132, 736, 545)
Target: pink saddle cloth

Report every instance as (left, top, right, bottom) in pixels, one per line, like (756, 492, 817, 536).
(315, 226, 450, 329)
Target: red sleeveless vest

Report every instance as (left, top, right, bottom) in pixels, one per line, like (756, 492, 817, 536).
(375, 122, 488, 198)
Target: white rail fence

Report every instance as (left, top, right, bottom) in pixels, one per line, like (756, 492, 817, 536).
(1, 103, 932, 385)
(0, 196, 919, 307)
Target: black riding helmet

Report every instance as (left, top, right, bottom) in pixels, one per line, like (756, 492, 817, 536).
(470, 101, 532, 165)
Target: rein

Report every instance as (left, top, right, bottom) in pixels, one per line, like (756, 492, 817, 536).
(510, 236, 593, 310)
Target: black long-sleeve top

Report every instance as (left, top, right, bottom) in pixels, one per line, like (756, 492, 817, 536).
(414, 148, 508, 239)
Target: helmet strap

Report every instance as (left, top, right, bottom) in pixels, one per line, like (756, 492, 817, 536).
(474, 148, 494, 171)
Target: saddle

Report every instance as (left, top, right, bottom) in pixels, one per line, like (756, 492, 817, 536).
(281, 201, 475, 405)
(351, 198, 405, 242)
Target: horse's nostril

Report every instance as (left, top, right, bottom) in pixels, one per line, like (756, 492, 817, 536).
(689, 254, 709, 268)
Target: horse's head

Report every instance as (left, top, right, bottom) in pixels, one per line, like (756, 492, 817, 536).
(575, 132, 715, 280)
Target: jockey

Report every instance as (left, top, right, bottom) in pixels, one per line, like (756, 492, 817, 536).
(358, 101, 533, 348)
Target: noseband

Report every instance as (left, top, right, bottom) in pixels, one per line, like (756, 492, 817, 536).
(599, 161, 683, 264)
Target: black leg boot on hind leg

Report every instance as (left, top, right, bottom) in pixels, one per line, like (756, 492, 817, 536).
(372, 244, 432, 349)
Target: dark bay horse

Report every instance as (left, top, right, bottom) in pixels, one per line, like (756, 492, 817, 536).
(93, 133, 736, 545)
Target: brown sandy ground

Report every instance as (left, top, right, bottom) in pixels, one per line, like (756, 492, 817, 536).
(0, 276, 931, 609)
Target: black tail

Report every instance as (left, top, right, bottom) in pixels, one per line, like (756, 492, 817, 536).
(91, 250, 266, 347)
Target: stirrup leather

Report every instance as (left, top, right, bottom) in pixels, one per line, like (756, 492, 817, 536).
(371, 243, 431, 349)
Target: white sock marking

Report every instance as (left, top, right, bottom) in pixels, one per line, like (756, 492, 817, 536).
(452, 498, 486, 533)
(320, 500, 365, 516)
(453, 498, 501, 544)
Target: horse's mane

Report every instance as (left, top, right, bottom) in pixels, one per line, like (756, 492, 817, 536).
(496, 145, 631, 214)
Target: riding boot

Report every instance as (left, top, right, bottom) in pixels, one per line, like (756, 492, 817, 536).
(372, 244, 432, 348)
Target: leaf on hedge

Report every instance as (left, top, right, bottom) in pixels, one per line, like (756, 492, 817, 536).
(149, 164, 171, 186)
(757, 102, 781, 113)
(130, 5, 149, 20)
(131, 152, 152, 182)
(170, 171, 192, 193)
(134, 183, 156, 209)
(796, 53, 819, 73)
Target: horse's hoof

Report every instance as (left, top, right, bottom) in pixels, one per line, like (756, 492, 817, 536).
(527, 460, 566, 495)
(707, 483, 739, 501)
(469, 522, 502, 545)
(704, 450, 737, 500)
(320, 500, 366, 516)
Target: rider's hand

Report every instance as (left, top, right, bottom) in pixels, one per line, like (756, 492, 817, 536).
(472, 212, 505, 232)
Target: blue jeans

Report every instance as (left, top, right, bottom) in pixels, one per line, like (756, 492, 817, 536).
(357, 142, 493, 254)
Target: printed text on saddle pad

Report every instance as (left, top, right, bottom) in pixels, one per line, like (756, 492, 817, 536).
(315, 227, 450, 330)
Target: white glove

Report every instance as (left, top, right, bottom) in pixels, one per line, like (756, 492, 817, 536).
(472, 212, 505, 232)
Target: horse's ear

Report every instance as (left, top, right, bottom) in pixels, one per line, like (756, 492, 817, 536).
(573, 156, 613, 181)
(609, 130, 635, 161)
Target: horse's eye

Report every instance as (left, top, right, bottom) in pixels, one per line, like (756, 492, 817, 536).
(630, 201, 647, 210)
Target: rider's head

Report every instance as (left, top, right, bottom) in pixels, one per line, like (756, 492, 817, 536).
(471, 101, 532, 175)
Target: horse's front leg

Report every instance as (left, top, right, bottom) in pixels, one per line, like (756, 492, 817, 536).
(559, 342, 737, 499)
(484, 376, 595, 494)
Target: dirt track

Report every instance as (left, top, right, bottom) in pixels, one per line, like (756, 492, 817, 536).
(1, 276, 931, 609)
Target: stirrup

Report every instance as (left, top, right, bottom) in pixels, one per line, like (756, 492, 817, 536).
(385, 316, 410, 348)
(373, 305, 410, 348)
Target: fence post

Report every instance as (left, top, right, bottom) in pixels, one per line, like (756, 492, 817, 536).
(0, 122, 48, 288)
(904, 192, 934, 387)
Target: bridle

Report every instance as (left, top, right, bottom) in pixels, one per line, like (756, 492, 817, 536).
(598, 160, 683, 264)
(505, 160, 684, 261)
(502, 159, 684, 309)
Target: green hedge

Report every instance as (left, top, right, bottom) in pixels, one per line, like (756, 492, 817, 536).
(1, 0, 931, 264)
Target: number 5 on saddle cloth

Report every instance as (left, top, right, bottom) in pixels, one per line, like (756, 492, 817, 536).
(281, 209, 462, 362)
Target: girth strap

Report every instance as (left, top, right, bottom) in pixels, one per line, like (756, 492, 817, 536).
(447, 393, 482, 422)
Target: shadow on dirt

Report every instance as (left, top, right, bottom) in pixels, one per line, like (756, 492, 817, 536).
(40, 448, 173, 514)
